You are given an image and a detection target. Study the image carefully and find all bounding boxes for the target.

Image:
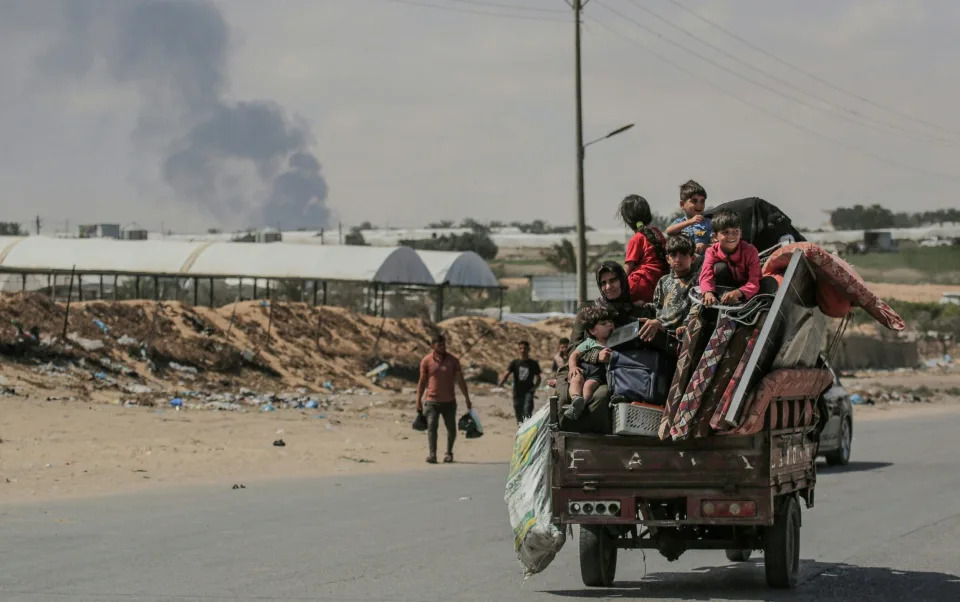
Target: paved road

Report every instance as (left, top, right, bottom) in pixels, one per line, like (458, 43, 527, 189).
(2, 411, 959, 601)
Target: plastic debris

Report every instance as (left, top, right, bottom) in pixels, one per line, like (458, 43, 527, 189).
(93, 319, 110, 333)
(67, 333, 104, 351)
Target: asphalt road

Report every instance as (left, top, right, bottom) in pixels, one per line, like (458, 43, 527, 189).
(2, 410, 959, 601)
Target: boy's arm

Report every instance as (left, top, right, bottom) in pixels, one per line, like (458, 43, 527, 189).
(567, 349, 582, 371)
(699, 247, 718, 293)
(738, 244, 762, 300)
(665, 218, 692, 236)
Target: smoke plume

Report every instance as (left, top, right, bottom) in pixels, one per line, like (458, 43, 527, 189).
(5, 0, 330, 230)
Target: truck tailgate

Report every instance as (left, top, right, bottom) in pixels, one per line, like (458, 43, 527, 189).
(553, 431, 768, 489)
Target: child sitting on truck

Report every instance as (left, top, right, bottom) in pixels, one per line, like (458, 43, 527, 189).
(637, 234, 702, 343)
(564, 305, 615, 420)
(665, 179, 711, 255)
(700, 210, 761, 307)
(618, 194, 669, 304)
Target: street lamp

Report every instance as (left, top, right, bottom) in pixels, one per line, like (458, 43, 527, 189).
(575, 122, 635, 305)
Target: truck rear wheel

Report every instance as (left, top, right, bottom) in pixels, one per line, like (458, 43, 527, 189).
(764, 496, 800, 588)
(579, 525, 617, 587)
(725, 549, 752, 562)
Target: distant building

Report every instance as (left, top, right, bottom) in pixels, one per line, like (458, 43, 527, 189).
(122, 223, 148, 241)
(863, 230, 896, 253)
(256, 228, 282, 243)
(78, 224, 121, 239)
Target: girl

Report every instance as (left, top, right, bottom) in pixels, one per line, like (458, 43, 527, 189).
(618, 194, 668, 304)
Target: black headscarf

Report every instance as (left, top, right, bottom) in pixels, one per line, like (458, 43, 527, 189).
(568, 261, 641, 351)
(594, 261, 633, 318)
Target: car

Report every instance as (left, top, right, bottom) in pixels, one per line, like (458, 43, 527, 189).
(816, 365, 853, 466)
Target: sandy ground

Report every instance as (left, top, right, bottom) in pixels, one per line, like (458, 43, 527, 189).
(2, 365, 957, 505)
(863, 281, 957, 303)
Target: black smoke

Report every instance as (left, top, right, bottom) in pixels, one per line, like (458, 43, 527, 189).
(4, 0, 330, 229)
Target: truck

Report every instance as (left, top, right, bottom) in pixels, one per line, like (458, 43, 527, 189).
(548, 250, 839, 589)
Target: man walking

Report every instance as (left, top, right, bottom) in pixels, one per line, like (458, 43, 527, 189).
(498, 340, 542, 424)
(416, 333, 472, 464)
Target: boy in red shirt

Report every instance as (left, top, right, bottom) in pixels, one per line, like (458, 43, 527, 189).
(699, 210, 761, 307)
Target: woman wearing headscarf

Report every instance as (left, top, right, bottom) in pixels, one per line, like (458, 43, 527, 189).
(558, 261, 654, 432)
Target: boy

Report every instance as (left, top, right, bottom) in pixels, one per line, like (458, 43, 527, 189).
(665, 180, 711, 255)
(699, 210, 761, 307)
(498, 340, 542, 424)
(564, 306, 615, 420)
(637, 234, 702, 342)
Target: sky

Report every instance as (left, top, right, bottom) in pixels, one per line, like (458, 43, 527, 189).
(1, 0, 958, 233)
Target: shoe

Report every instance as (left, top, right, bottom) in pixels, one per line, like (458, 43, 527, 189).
(563, 396, 585, 420)
(426, 454, 437, 464)
(443, 453, 454, 463)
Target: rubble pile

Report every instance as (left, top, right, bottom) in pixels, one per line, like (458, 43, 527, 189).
(0, 293, 569, 402)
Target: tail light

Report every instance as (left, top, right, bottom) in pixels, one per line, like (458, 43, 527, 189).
(701, 500, 757, 518)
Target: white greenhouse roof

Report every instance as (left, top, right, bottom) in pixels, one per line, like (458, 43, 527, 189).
(415, 250, 500, 288)
(0, 237, 435, 285)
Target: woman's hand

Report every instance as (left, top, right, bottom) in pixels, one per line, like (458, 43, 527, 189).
(638, 318, 662, 341)
(703, 292, 718, 307)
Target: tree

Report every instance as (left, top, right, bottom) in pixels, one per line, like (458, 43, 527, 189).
(344, 227, 367, 246)
(542, 239, 622, 273)
(400, 231, 498, 259)
(427, 220, 454, 229)
(459, 218, 490, 233)
(358, 221, 374, 230)
(0, 222, 25, 236)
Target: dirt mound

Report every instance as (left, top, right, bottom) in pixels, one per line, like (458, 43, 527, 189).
(0, 293, 573, 394)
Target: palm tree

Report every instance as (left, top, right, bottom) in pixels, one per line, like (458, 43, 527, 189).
(542, 239, 622, 273)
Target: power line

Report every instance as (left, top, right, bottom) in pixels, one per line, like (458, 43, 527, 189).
(444, 0, 566, 13)
(377, 0, 568, 22)
(661, 0, 960, 139)
(585, 12, 960, 183)
(623, 0, 960, 147)
(601, 0, 959, 148)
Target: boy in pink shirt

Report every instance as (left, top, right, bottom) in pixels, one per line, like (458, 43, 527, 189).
(699, 210, 761, 307)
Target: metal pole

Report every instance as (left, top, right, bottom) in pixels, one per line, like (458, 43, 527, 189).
(322, 281, 328, 305)
(574, 0, 589, 306)
(312, 280, 318, 306)
(99, 274, 104, 299)
(21, 273, 26, 292)
(253, 278, 258, 300)
(62, 265, 76, 338)
(499, 287, 504, 321)
(435, 286, 444, 322)
(135, 276, 140, 299)
(48, 272, 53, 299)
(153, 276, 159, 300)
(113, 275, 118, 300)
(193, 277, 199, 306)
(209, 277, 214, 307)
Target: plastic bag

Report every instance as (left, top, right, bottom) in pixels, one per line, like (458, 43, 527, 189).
(412, 410, 428, 431)
(504, 405, 565, 576)
(458, 411, 483, 438)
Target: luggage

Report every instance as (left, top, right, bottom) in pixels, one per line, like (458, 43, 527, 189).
(608, 348, 673, 405)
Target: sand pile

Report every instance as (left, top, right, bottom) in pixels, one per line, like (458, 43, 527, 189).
(0, 293, 573, 393)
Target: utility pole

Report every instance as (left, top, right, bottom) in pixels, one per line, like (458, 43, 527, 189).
(35, 215, 42, 235)
(572, 0, 590, 306)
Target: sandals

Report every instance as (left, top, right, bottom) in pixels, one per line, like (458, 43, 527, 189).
(426, 454, 437, 464)
(443, 453, 454, 463)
